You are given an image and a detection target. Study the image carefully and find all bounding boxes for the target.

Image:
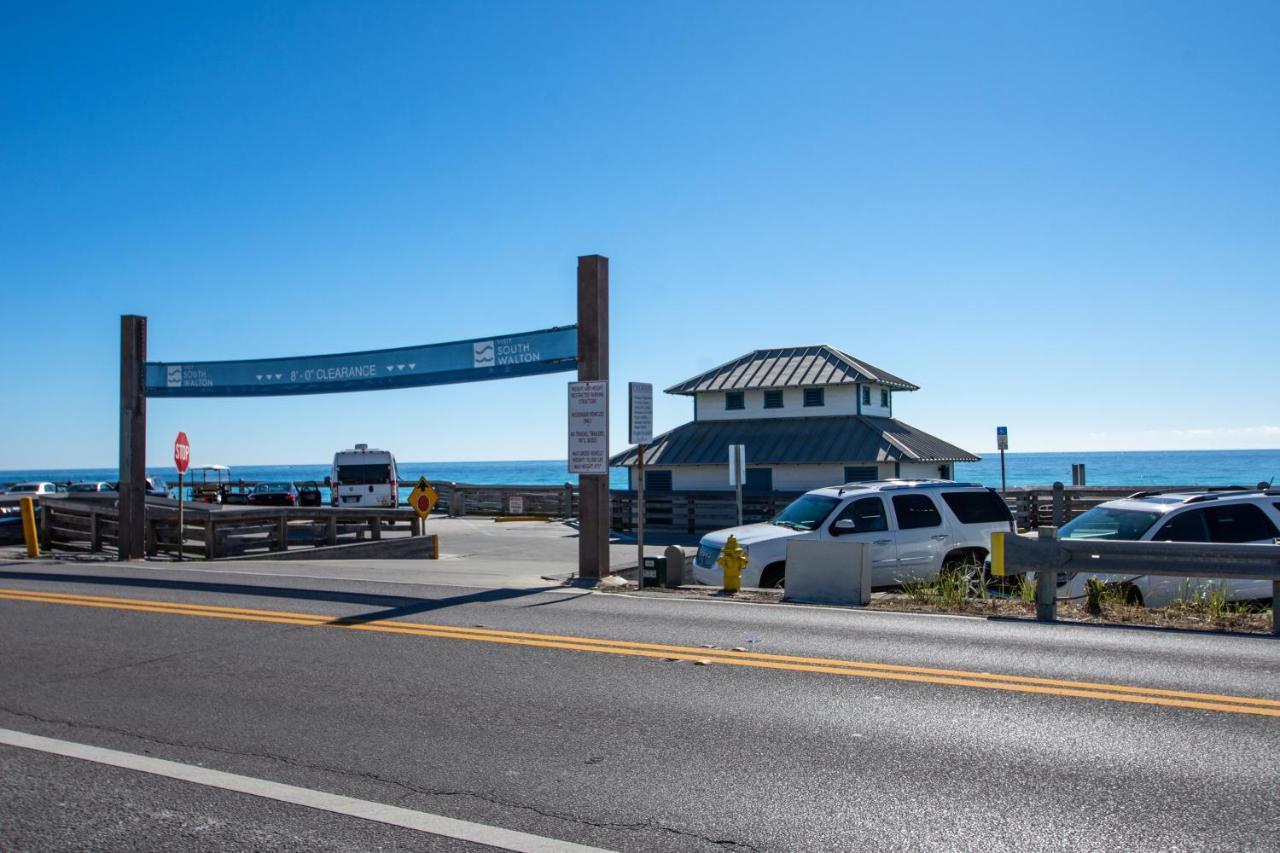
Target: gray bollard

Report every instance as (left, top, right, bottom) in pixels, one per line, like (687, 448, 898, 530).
(1036, 526, 1059, 622)
(663, 544, 687, 588)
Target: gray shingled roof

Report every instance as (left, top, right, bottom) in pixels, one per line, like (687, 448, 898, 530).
(609, 416, 979, 467)
(664, 345, 919, 395)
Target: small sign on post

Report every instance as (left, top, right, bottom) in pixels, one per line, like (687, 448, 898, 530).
(629, 382, 653, 588)
(568, 381, 609, 475)
(409, 476, 439, 520)
(728, 444, 746, 527)
(173, 431, 190, 561)
(996, 426, 1008, 495)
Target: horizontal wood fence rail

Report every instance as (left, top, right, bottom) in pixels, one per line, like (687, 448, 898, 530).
(439, 483, 577, 518)
(37, 498, 423, 560)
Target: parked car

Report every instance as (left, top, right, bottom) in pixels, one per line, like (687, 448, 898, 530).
(3, 482, 61, 496)
(248, 482, 300, 506)
(145, 477, 172, 498)
(67, 481, 115, 494)
(297, 482, 324, 507)
(221, 483, 254, 505)
(692, 480, 1014, 589)
(1056, 489, 1280, 607)
(331, 444, 399, 508)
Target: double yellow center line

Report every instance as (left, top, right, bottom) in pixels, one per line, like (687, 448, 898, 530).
(2, 586, 1277, 718)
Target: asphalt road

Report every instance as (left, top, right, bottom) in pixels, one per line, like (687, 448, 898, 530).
(1, 556, 1277, 851)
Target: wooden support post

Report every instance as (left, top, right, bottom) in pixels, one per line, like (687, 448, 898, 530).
(90, 511, 102, 553)
(145, 517, 157, 557)
(1051, 481, 1066, 528)
(326, 515, 338, 546)
(563, 482, 573, 519)
(274, 512, 288, 552)
(411, 515, 422, 537)
(576, 254, 610, 580)
(1036, 526, 1059, 622)
(205, 517, 217, 559)
(369, 517, 381, 540)
(118, 315, 147, 560)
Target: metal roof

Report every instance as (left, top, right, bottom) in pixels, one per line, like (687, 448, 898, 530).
(664, 345, 919, 395)
(609, 416, 979, 467)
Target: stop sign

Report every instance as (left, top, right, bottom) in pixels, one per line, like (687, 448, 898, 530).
(173, 431, 190, 474)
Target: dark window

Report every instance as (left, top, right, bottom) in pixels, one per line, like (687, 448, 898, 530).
(844, 466, 877, 482)
(861, 386, 871, 405)
(745, 468, 773, 492)
(763, 390, 784, 409)
(725, 391, 745, 410)
(643, 470, 672, 492)
(803, 388, 824, 407)
(892, 494, 943, 529)
(336, 464, 392, 485)
(941, 491, 1013, 524)
(832, 497, 888, 533)
(1204, 503, 1279, 543)
(880, 389, 889, 407)
(1152, 509, 1210, 542)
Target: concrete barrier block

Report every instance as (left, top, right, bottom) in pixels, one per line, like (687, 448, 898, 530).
(783, 540, 871, 606)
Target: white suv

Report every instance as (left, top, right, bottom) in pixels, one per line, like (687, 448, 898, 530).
(692, 480, 1014, 589)
(1057, 489, 1280, 607)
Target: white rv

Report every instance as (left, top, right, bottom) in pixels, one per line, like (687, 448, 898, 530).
(330, 444, 400, 508)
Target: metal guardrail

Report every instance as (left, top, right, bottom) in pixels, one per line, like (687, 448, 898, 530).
(991, 527, 1280, 634)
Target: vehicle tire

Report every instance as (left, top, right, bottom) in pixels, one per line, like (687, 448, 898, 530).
(758, 563, 785, 590)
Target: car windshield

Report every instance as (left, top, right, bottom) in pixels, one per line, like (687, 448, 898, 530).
(1060, 506, 1163, 540)
(256, 483, 290, 493)
(771, 495, 840, 531)
(68, 484, 98, 492)
(10, 485, 38, 493)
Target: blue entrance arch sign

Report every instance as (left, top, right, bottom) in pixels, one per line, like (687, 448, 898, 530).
(145, 326, 577, 398)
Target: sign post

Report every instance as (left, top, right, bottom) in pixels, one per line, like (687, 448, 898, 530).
(629, 382, 653, 588)
(728, 444, 746, 527)
(574, 255, 610, 581)
(173, 431, 190, 561)
(996, 426, 1008, 494)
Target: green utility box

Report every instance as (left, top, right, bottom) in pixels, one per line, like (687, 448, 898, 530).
(640, 555, 666, 588)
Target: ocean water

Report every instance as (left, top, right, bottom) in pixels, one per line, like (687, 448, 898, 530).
(3, 449, 1278, 495)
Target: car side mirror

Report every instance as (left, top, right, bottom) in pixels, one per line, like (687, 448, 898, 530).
(831, 518, 856, 535)
(324, 476, 331, 486)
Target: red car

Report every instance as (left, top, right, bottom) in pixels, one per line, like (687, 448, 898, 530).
(247, 482, 300, 506)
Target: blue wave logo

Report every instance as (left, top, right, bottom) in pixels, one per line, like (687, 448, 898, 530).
(473, 341, 495, 368)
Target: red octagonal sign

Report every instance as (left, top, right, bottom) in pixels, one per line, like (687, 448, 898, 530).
(174, 431, 190, 474)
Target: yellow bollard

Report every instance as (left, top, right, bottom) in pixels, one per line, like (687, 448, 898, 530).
(19, 497, 40, 559)
(989, 531, 1005, 578)
(717, 534, 748, 593)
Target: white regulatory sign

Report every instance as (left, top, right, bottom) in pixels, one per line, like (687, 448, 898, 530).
(628, 382, 653, 445)
(728, 444, 746, 487)
(568, 380, 609, 475)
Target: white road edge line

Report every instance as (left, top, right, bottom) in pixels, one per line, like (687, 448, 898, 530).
(0, 727, 615, 853)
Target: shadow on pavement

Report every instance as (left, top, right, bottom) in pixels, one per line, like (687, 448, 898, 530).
(0, 570, 552, 626)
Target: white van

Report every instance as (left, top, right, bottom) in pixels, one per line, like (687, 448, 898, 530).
(331, 444, 400, 508)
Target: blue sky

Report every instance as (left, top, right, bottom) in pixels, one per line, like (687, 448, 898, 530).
(2, 1, 1277, 470)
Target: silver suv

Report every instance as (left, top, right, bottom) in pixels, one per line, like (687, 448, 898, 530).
(692, 480, 1013, 589)
(1057, 488, 1280, 607)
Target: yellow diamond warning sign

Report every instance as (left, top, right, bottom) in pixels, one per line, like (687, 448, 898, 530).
(408, 476, 438, 520)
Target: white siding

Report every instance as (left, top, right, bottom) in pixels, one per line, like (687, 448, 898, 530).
(857, 383, 892, 418)
(628, 461, 926, 493)
(695, 385, 859, 422)
(898, 461, 952, 479)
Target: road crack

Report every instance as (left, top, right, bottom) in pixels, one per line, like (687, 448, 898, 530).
(0, 704, 758, 850)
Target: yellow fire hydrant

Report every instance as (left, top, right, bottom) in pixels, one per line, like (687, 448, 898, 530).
(717, 534, 748, 593)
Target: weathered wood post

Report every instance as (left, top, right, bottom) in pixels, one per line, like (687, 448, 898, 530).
(1051, 481, 1066, 527)
(369, 516, 381, 540)
(410, 514, 422, 537)
(1036, 526, 1059, 622)
(118, 315, 147, 560)
(90, 511, 102, 553)
(204, 516, 217, 560)
(576, 254, 610, 580)
(326, 514, 338, 546)
(274, 512, 288, 552)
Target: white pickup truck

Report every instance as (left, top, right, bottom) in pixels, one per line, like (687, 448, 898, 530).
(692, 480, 1014, 589)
